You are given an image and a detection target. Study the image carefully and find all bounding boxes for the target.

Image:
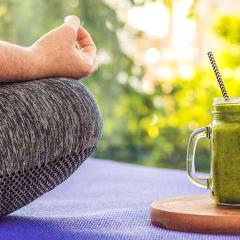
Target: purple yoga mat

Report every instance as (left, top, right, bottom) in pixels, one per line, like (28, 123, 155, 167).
(1, 158, 236, 240)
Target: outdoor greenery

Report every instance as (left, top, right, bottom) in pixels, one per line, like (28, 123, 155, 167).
(0, 0, 238, 171)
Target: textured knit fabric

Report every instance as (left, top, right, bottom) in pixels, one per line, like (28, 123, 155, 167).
(0, 159, 237, 240)
(0, 78, 103, 216)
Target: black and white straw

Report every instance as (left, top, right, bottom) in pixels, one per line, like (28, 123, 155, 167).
(207, 51, 229, 101)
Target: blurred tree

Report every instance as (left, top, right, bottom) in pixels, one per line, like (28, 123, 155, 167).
(0, 0, 238, 172)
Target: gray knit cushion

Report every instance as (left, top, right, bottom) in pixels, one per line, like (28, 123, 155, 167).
(0, 78, 103, 216)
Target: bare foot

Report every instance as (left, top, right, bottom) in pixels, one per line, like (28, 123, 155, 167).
(30, 15, 98, 79)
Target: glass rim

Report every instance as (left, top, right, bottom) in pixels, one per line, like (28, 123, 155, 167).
(213, 98, 240, 105)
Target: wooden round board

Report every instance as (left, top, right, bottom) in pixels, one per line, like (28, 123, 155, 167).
(151, 195, 240, 235)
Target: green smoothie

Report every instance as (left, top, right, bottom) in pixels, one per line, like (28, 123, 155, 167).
(212, 102, 240, 205)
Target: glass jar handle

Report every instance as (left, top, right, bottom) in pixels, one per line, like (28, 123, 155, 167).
(186, 126, 211, 189)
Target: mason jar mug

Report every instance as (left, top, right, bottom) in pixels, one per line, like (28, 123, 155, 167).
(187, 98, 240, 206)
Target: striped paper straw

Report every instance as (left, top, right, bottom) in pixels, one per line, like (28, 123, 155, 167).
(207, 51, 229, 101)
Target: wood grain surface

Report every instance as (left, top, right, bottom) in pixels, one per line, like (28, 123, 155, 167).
(151, 195, 240, 234)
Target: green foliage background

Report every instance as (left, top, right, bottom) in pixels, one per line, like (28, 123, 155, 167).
(0, 0, 238, 172)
